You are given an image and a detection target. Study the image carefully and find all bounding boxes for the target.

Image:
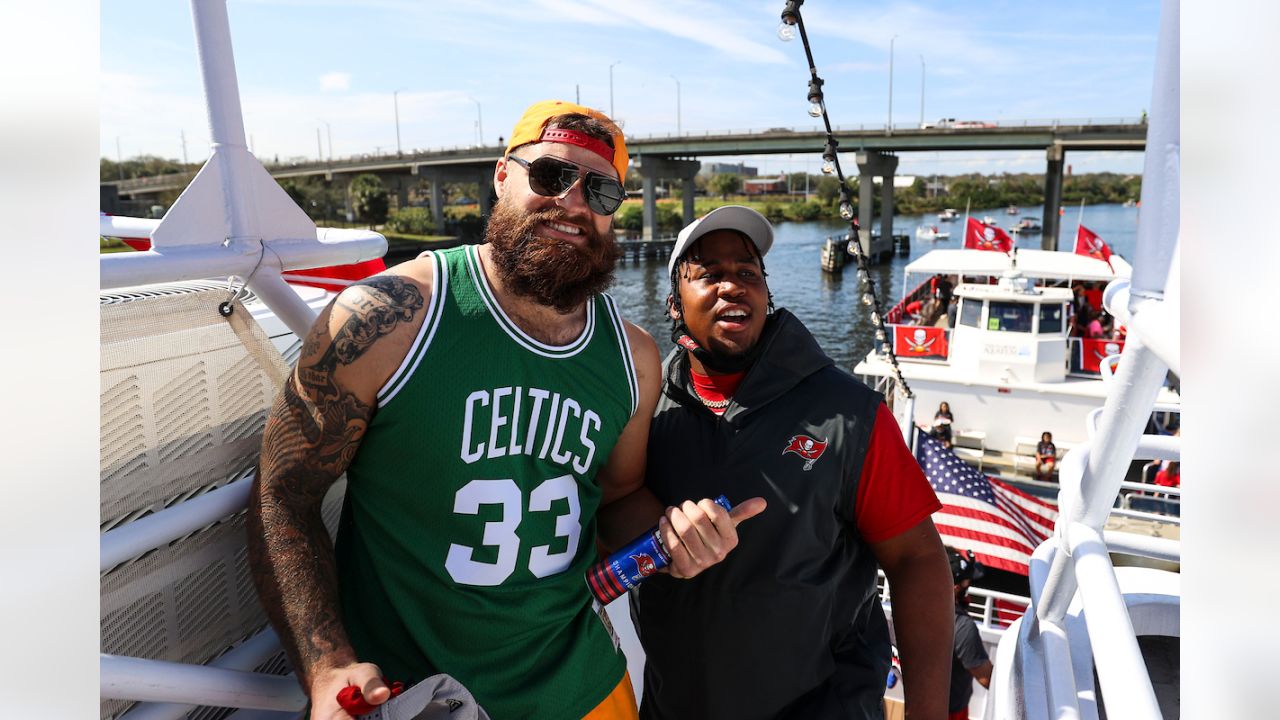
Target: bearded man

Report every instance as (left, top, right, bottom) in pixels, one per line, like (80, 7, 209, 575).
(248, 100, 763, 720)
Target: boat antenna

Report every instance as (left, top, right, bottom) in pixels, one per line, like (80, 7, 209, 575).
(778, 1, 913, 402)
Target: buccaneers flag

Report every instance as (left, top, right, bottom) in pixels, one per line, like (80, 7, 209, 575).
(964, 217, 1014, 254)
(1074, 224, 1114, 272)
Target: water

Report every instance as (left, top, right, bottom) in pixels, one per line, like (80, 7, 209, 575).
(607, 203, 1142, 372)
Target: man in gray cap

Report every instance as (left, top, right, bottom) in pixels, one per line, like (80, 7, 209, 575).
(631, 206, 955, 719)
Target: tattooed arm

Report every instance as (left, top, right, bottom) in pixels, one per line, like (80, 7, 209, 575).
(247, 271, 426, 718)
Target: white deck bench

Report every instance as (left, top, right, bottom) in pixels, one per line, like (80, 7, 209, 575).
(1013, 435, 1075, 475)
(952, 429, 987, 471)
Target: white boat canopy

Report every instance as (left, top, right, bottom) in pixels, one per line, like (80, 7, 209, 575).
(904, 248, 1131, 282)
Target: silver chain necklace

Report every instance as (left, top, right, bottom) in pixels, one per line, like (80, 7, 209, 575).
(694, 388, 731, 409)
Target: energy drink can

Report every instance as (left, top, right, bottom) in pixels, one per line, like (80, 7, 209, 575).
(585, 495, 732, 604)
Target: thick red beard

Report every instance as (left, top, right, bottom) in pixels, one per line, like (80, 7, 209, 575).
(485, 198, 620, 314)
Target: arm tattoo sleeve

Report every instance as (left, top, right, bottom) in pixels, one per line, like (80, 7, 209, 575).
(247, 276, 422, 690)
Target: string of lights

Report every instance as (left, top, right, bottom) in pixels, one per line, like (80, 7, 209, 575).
(778, 1, 914, 400)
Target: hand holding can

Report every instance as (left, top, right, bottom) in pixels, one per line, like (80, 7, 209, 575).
(585, 495, 732, 604)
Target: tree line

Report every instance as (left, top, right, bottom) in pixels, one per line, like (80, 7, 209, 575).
(105, 155, 1141, 236)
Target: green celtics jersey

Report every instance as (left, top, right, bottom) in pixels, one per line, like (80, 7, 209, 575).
(336, 245, 638, 720)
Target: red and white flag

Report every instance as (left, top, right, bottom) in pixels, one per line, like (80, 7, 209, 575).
(1074, 224, 1114, 272)
(964, 217, 1014, 254)
(915, 430, 1058, 575)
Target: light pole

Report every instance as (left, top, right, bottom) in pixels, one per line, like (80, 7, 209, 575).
(321, 121, 333, 161)
(393, 90, 403, 155)
(115, 137, 124, 180)
(919, 55, 926, 128)
(609, 61, 621, 118)
(887, 34, 898, 134)
(316, 128, 323, 162)
(469, 98, 484, 146)
(670, 74, 682, 135)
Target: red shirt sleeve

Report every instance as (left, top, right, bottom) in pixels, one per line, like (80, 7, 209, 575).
(854, 403, 943, 543)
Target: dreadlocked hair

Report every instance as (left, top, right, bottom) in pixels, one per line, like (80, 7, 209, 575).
(668, 230, 774, 335)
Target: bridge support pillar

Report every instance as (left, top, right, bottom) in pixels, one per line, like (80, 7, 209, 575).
(339, 179, 354, 224)
(683, 177, 696, 227)
(424, 170, 446, 235)
(634, 157, 701, 240)
(386, 175, 414, 212)
(855, 150, 898, 263)
(478, 170, 494, 220)
(1042, 144, 1065, 251)
(642, 175, 657, 241)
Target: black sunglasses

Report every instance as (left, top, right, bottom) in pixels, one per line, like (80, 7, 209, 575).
(507, 154, 626, 216)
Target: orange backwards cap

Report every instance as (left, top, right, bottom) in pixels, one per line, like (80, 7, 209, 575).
(504, 99, 628, 181)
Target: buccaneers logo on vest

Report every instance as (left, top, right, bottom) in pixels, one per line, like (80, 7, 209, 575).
(783, 434, 828, 471)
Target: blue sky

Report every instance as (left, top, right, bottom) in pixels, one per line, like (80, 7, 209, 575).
(101, 0, 1161, 176)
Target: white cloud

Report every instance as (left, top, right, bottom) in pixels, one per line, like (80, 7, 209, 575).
(805, 2, 1015, 70)
(531, 0, 789, 64)
(320, 72, 351, 92)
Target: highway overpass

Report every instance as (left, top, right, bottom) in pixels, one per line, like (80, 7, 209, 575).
(104, 119, 1147, 254)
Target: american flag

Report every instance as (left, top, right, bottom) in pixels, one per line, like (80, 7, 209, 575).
(915, 430, 1058, 575)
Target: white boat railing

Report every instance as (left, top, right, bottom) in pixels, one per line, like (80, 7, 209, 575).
(879, 570, 1031, 633)
(99, 1, 383, 716)
(104, 629, 290, 720)
(990, 1, 1180, 718)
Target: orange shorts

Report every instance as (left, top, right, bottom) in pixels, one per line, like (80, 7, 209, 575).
(582, 671, 638, 720)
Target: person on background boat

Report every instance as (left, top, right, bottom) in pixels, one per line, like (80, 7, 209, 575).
(905, 298, 925, 323)
(1069, 284, 1089, 334)
(921, 295, 947, 327)
(1034, 431, 1058, 481)
(930, 274, 953, 303)
(631, 205, 953, 719)
(1154, 461, 1181, 493)
(1085, 310, 1106, 339)
(246, 100, 764, 720)
(947, 548, 993, 720)
(932, 401, 955, 448)
(1083, 281, 1104, 314)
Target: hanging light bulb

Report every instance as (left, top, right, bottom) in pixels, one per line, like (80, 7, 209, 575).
(861, 293, 874, 306)
(806, 76, 825, 119)
(871, 311, 881, 325)
(875, 329, 887, 342)
(821, 139, 838, 174)
(779, 1, 802, 42)
(839, 202, 854, 220)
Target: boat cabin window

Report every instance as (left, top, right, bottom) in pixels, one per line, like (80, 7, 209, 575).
(959, 298, 982, 328)
(1038, 303, 1064, 334)
(987, 301, 1034, 333)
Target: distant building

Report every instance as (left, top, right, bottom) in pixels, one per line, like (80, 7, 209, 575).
(742, 177, 787, 195)
(867, 175, 918, 189)
(701, 161, 758, 178)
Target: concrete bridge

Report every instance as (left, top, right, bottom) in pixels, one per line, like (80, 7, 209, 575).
(104, 119, 1146, 259)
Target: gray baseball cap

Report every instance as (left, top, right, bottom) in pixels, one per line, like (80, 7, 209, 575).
(668, 205, 775, 277)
